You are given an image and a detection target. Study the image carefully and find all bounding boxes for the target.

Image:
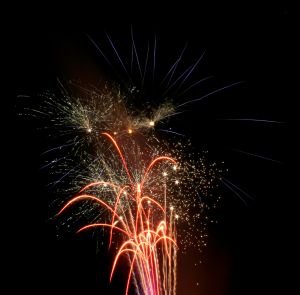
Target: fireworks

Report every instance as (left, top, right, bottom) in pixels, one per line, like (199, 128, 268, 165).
(15, 19, 288, 295)
(23, 31, 224, 294)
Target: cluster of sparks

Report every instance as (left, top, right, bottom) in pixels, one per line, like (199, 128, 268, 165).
(23, 82, 222, 294)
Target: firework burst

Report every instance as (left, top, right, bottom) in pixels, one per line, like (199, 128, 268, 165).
(20, 29, 226, 294)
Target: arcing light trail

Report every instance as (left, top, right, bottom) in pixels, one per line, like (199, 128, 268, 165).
(58, 132, 179, 295)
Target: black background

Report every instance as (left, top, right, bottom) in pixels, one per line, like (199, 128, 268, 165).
(7, 5, 290, 295)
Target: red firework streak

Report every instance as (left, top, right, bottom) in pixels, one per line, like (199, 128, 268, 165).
(57, 132, 179, 295)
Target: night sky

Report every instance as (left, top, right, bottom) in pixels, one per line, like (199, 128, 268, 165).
(8, 6, 290, 295)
